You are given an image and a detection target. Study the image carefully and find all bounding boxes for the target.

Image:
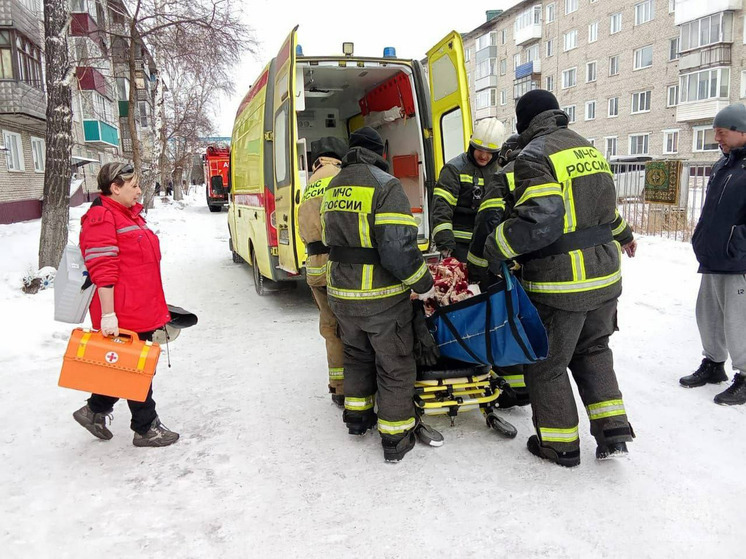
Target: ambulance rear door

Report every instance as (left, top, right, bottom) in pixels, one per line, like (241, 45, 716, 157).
(272, 26, 303, 274)
(426, 31, 472, 181)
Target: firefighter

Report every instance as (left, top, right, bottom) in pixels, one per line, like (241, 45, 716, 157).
(484, 89, 637, 467)
(466, 134, 530, 408)
(321, 126, 435, 462)
(431, 117, 507, 262)
(297, 136, 348, 406)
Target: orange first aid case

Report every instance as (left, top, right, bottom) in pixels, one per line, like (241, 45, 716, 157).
(59, 328, 160, 402)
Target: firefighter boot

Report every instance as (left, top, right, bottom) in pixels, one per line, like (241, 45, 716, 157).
(596, 442, 629, 460)
(527, 435, 580, 468)
(343, 409, 377, 436)
(382, 430, 416, 462)
(329, 380, 344, 408)
(680, 358, 728, 388)
(714, 373, 746, 406)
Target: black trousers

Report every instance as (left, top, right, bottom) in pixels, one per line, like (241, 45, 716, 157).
(87, 330, 157, 435)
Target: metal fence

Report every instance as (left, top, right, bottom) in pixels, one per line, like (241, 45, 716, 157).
(612, 161, 716, 242)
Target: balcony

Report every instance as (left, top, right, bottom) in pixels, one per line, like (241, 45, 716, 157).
(515, 23, 542, 46)
(676, 99, 731, 122)
(475, 75, 498, 91)
(4, 0, 43, 44)
(674, 0, 742, 25)
(70, 12, 105, 50)
(0, 80, 46, 125)
(475, 46, 498, 64)
(76, 67, 108, 97)
(678, 44, 731, 71)
(83, 119, 119, 147)
(515, 60, 541, 79)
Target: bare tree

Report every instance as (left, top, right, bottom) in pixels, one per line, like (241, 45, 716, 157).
(38, 0, 75, 269)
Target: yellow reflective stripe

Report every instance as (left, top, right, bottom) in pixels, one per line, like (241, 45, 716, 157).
(539, 425, 579, 443)
(321, 185, 375, 213)
(378, 417, 416, 435)
(403, 261, 428, 286)
(561, 179, 577, 233)
(361, 264, 374, 291)
(302, 177, 333, 202)
(433, 188, 457, 205)
(137, 342, 151, 372)
(359, 213, 372, 248)
(472, 138, 499, 150)
(515, 183, 563, 207)
(549, 147, 613, 183)
(467, 251, 488, 268)
(612, 210, 628, 236)
(432, 222, 453, 235)
(506, 172, 516, 192)
(327, 282, 409, 301)
(329, 367, 344, 380)
(587, 399, 626, 420)
(374, 213, 418, 228)
(478, 198, 505, 212)
(77, 331, 92, 358)
(523, 268, 622, 294)
(306, 263, 327, 277)
(502, 374, 526, 388)
(453, 230, 473, 241)
(345, 395, 375, 411)
(458, 174, 474, 184)
(569, 249, 585, 281)
(495, 222, 519, 258)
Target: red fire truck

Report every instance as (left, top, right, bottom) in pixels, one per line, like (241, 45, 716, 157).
(202, 144, 230, 212)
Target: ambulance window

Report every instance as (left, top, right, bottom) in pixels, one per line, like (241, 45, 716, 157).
(431, 54, 458, 101)
(274, 102, 289, 184)
(441, 109, 463, 163)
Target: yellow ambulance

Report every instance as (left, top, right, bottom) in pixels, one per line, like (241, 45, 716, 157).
(228, 27, 472, 295)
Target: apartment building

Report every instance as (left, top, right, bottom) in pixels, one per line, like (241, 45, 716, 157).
(463, 0, 745, 162)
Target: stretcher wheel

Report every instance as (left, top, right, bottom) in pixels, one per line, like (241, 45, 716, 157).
(486, 412, 517, 438)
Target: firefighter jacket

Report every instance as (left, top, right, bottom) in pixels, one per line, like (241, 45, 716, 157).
(467, 153, 518, 283)
(484, 110, 633, 312)
(431, 151, 500, 252)
(298, 156, 342, 287)
(80, 195, 170, 332)
(321, 147, 434, 317)
(691, 145, 746, 274)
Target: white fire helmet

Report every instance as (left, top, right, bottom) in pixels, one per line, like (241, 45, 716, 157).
(469, 118, 508, 153)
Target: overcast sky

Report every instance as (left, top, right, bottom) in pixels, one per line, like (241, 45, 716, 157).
(215, 0, 520, 136)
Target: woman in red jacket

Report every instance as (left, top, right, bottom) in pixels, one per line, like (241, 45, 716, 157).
(72, 162, 179, 447)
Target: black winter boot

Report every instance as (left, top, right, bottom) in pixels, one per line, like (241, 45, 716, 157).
(679, 358, 728, 388)
(527, 435, 580, 467)
(714, 373, 746, 406)
(343, 409, 377, 435)
(382, 430, 416, 462)
(596, 442, 629, 460)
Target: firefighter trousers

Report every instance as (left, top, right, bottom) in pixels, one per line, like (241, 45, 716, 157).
(310, 286, 345, 394)
(333, 297, 417, 441)
(526, 298, 633, 453)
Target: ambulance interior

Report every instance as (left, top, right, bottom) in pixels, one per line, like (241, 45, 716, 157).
(295, 61, 429, 241)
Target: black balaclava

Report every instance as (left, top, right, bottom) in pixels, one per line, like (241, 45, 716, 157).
(515, 89, 560, 134)
(349, 126, 384, 156)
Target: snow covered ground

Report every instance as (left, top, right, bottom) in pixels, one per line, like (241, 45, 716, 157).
(1, 188, 743, 558)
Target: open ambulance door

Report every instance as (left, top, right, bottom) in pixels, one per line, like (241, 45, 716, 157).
(272, 26, 303, 274)
(426, 32, 473, 181)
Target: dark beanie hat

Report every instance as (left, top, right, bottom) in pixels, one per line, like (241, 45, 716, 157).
(713, 103, 746, 133)
(515, 90, 560, 134)
(310, 136, 348, 164)
(349, 126, 384, 156)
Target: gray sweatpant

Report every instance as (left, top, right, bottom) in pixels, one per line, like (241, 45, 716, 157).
(696, 273, 746, 373)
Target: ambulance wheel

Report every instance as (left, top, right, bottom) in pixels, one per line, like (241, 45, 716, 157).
(209, 205, 222, 213)
(229, 238, 243, 263)
(486, 412, 517, 439)
(252, 250, 269, 296)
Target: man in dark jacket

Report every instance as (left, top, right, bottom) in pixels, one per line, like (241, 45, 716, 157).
(680, 103, 746, 405)
(321, 127, 435, 462)
(431, 118, 507, 262)
(484, 90, 636, 467)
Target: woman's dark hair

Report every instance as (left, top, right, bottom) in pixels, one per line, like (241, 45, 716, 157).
(97, 162, 136, 195)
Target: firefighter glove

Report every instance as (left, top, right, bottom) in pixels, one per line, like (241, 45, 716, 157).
(412, 300, 440, 367)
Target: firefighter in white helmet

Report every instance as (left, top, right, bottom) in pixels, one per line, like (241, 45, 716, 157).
(431, 117, 508, 262)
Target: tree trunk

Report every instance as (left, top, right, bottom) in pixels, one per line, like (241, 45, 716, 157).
(127, 12, 142, 172)
(39, 0, 73, 269)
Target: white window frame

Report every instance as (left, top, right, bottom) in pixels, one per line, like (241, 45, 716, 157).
(663, 129, 679, 154)
(562, 105, 576, 123)
(563, 29, 578, 52)
(633, 45, 654, 70)
(562, 67, 577, 89)
(3, 130, 24, 171)
(669, 37, 679, 61)
(741, 70, 746, 98)
(585, 100, 596, 121)
(631, 90, 652, 114)
(605, 136, 618, 159)
(500, 89, 507, 106)
(546, 75, 554, 91)
(693, 125, 719, 152)
(608, 97, 619, 117)
(513, 53, 521, 70)
(588, 22, 599, 43)
(30, 136, 44, 172)
(669, 0, 675, 13)
(634, 0, 655, 26)
(565, 0, 578, 15)
(610, 13, 622, 34)
(465, 47, 471, 63)
(629, 133, 650, 156)
(679, 67, 730, 103)
(667, 84, 679, 106)
(546, 3, 555, 23)
(586, 61, 597, 83)
(609, 55, 620, 76)
(546, 39, 554, 57)
(499, 58, 507, 76)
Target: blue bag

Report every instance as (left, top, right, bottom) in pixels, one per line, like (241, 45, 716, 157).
(426, 263, 548, 367)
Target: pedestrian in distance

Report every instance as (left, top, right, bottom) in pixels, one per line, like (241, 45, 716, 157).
(73, 162, 179, 447)
(431, 117, 507, 262)
(484, 89, 637, 467)
(680, 103, 746, 405)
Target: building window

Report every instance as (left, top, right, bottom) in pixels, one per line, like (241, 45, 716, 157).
(465, 47, 471, 62)
(500, 58, 507, 75)
(563, 30, 578, 52)
(546, 39, 554, 57)
(513, 53, 521, 70)
(605, 137, 618, 158)
(546, 3, 555, 23)
(500, 29, 507, 45)
(693, 126, 719, 151)
(476, 89, 497, 109)
(663, 129, 679, 154)
(138, 101, 149, 128)
(546, 75, 554, 91)
(515, 6, 542, 35)
(562, 67, 577, 89)
(588, 22, 599, 43)
(679, 68, 730, 103)
(629, 134, 650, 155)
(669, 0, 675, 13)
(10, 32, 43, 88)
(632, 90, 652, 113)
(91, 91, 113, 123)
(526, 44, 539, 63)
(634, 0, 655, 26)
(563, 105, 576, 123)
(476, 32, 497, 50)
(610, 13, 622, 34)
(565, 0, 578, 15)
(0, 31, 12, 79)
(586, 61, 597, 83)
(741, 70, 746, 98)
(609, 55, 620, 76)
(500, 89, 507, 105)
(3, 130, 24, 171)
(514, 76, 540, 99)
(588, 138, 596, 147)
(633, 45, 654, 70)
(608, 97, 619, 117)
(680, 13, 733, 52)
(669, 37, 679, 61)
(667, 84, 679, 106)
(585, 100, 596, 120)
(31, 136, 44, 172)
(477, 59, 497, 79)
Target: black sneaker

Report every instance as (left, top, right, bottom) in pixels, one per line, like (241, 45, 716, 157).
(73, 405, 113, 440)
(527, 435, 580, 467)
(596, 441, 629, 460)
(382, 430, 416, 462)
(714, 373, 746, 406)
(132, 417, 179, 447)
(680, 358, 728, 388)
